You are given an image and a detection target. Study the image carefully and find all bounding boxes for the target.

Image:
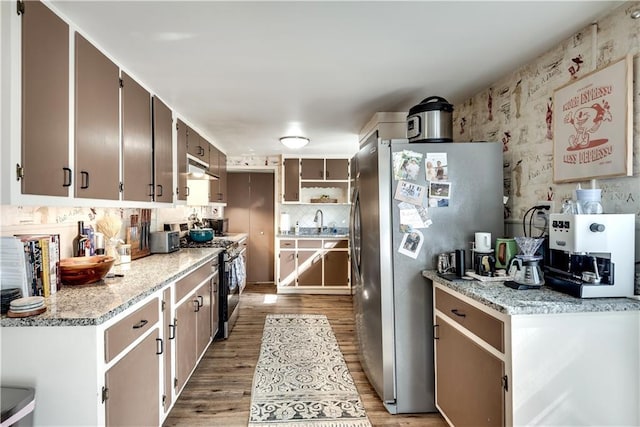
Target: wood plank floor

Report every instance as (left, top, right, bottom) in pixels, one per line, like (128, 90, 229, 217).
(163, 283, 447, 427)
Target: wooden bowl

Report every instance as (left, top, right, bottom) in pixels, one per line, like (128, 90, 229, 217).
(59, 255, 115, 286)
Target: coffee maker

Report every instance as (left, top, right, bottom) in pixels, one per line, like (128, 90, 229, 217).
(544, 213, 635, 298)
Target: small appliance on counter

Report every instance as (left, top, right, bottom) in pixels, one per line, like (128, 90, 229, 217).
(203, 218, 228, 236)
(544, 213, 635, 298)
(164, 222, 189, 238)
(150, 231, 180, 254)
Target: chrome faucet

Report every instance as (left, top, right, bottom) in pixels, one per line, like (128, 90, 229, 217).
(314, 209, 324, 233)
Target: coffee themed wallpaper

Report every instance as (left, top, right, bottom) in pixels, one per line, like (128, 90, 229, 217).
(453, 2, 640, 227)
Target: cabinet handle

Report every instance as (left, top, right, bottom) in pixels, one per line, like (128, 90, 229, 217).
(326, 170, 330, 179)
(197, 295, 204, 308)
(319, 170, 323, 178)
(156, 338, 164, 355)
(80, 171, 89, 189)
(451, 309, 466, 318)
(63, 167, 72, 187)
(132, 319, 148, 329)
(148, 184, 154, 197)
(185, 186, 190, 196)
(169, 323, 176, 340)
(156, 184, 163, 197)
(193, 299, 200, 312)
(198, 146, 205, 156)
(433, 324, 439, 340)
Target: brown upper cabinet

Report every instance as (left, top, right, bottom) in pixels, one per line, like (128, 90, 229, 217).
(176, 119, 188, 201)
(186, 127, 207, 162)
(152, 97, 173, 203)
(283, 158, 300, 202)
(121, 72, 153, 202)
(209, 146, 227, 203)
(75, 32, 120, 200)
(20, 0, 70, 197)
(300, 159, 349, 181)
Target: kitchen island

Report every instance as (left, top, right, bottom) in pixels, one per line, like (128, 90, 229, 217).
(1, 248, 223, 426)
(423, 270, 640, 427)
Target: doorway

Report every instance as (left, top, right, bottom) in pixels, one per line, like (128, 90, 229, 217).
(226, 172, 274, 284)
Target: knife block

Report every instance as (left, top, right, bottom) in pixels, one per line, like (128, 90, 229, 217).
(127, 208, 152, 260)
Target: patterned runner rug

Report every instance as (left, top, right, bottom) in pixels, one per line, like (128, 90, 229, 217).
(249, 314, 372, 427)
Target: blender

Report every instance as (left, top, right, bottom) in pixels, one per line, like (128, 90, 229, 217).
(505, 237, 545, 289)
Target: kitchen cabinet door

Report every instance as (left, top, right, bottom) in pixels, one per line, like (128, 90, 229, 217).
(75, 33, 119, 200)
(104, 329, 160, 427)
(162, 287, 173, 414)
(175, 296, 197, 394)
(301, 158, 324, 180)
(211, 269, 220, 338)
(153, 97, 173, 203)
(434, 315, 504, 427)
(297, 249, 323, 286)
(325, 159, 349, 180)
(209, 144, 221, 202)
(20, 0, 70, 197)
(121, 72, 153, 202)
(323, 251, 349, 286)
(283, 158, 300, 202)
(195, 280, 212, 358)
(186, 127, 207, 162)
(176, 119, 188, 201)
(218, 152, 227, 203)
(278, 240, 296, 287)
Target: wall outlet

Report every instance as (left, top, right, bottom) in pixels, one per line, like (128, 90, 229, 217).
(535, 201, 555, 213)
(532, 201, 555, 233)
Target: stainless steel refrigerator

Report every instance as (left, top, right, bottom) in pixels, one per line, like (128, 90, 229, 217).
(349, 134, 503, 414)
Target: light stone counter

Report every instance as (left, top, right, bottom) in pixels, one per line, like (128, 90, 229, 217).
(1, 248, 223, 327)
(423, 269, 640, 315)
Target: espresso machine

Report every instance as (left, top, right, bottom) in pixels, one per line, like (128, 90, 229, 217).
(544, 213, 635, 298)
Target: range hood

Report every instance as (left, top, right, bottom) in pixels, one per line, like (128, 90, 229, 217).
(187, 159, 218, 180)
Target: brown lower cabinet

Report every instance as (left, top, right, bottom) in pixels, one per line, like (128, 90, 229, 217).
(175, 280, 211, 394)
(104, 329, 160, 427)
(434, 314, 504, 427)
(162, 287, 173, 414)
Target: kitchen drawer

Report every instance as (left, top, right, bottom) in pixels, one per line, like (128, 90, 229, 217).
(279, 239, 296, 249)
(298, 239, 322, 248)
(323, 239, 348, 249)
(435, 288, 504, 352)
(175, 262, 211, 302)
(105, 297, 159, 363)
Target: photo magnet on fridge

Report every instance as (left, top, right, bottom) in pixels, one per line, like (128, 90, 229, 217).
(394, 180, 426, 205)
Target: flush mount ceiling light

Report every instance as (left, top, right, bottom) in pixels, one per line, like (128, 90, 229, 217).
(280, 136, 310, 149)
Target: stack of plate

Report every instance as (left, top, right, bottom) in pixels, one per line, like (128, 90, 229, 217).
(1, 288, 23, 314)
(7, 296, 46, 317)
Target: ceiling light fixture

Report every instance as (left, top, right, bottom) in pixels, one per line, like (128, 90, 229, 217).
(280, 136, 309, 149)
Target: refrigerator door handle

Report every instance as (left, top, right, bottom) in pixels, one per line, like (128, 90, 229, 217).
(349, 187, 362, 277)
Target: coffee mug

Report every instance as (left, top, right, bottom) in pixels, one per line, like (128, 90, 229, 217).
(475, 232, 492, 252)
(495, 238, 517, 268)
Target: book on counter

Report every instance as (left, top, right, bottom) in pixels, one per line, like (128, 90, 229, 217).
(12, 234, 61, 297)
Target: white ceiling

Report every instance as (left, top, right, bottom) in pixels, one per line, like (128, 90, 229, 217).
(49, 1, 622, 157)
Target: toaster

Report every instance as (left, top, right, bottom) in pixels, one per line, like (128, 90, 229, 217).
(150, 231, 180, 253)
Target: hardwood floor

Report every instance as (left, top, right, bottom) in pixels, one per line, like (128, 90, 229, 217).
(163, 283, 447, 427)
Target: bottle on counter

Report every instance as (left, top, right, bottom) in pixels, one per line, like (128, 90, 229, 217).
(73, 221, 89, 257)
(295, 222, 300, 235)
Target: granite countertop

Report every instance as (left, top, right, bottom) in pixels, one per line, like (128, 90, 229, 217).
(1, 248, 223, 327)
(423, 270, 640, 316)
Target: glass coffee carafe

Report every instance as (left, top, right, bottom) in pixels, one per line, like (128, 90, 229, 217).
(507, 237, 545, 287)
